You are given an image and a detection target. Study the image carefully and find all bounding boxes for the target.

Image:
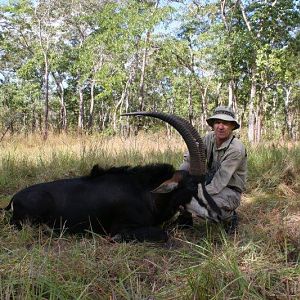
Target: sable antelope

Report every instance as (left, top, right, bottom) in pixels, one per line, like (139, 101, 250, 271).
(5, 112, 221, 241)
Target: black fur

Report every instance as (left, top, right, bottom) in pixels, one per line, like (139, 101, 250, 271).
(6, 163, 194, 242)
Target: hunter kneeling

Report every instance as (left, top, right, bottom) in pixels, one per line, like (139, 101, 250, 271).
(179, 106, 247, 234)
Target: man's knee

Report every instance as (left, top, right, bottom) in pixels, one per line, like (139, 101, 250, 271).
(212, 188, 241, 214)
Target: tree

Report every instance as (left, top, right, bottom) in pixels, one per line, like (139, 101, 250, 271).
(0, 0, 299, 140)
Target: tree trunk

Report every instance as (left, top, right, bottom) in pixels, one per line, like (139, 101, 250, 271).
(113, 57, 138, 133)
(78, 85, 84, 133)
(31, 104, 36, 133)
(98, 100, 109, 132)
(138, 30, 150, 111)
(255, 91, 263, 143)
(188, 77, 193, 125)
(52, 73, 67, 132)
(248, 67, 257, 142)
(88, 54, 104, 132)
(215, 82, 222, 107)
(38, 112, 43, 133)
(60, 82, 67, 132)
(43, 54, 49, 140)
(200, 84, 209, 132)
(228, 79, 234, 107)
(113, 78, 130, 133)
(35, 7, 50, 140)
(283, 86, 293, 139)
(87, 79, 95, 132)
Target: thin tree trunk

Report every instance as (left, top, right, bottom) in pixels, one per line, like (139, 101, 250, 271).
(283, 86, 293, 139)
(200, 84, 209, 132)
(138, 30, 150, 111)
(113, 78, 130, 132)
(215, 82, 222, 107)
(113, 57, 138, 133)
(78, 85, 84, 133)
(248, 67, 256, 142)
(88, 54, 104, 132)
(88, 80, 95, 132)
(188, 77, 193, 125)
(38, 112, 42, 133)
(255, 91, 263, 143)
(98, 100, 108, 131)
(52, 73, 67, 132)
(32, 104, 36, 133)
(35, 8, 50, 140)
(229, 79, 238, 111)
(60, 82, 67, 132)
(43, 54, 49, 140)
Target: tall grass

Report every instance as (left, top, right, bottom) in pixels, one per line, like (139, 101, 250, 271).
(0, 132, 185, 195)
(247, 142, 300, 193)
(0, 133, 299, 299)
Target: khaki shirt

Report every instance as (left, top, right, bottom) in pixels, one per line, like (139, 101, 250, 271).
(180, 131, 247, 195)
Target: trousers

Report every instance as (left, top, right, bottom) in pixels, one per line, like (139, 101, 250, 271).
(210, 187, 241, 220)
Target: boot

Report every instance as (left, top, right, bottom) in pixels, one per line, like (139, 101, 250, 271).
(225, 211, 238, 234)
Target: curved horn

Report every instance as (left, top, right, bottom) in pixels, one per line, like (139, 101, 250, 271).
(169, 115, 207, 175)
(122, 111, 206, 179)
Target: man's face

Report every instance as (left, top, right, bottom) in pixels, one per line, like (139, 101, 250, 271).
(213, 119, 235, 142)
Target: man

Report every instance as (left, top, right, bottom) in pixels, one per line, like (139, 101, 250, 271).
(179, 106, 247, 232)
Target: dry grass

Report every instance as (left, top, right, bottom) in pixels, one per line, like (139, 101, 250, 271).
(0, 131, 186, 162)
(0, 133, 299, 299)
(0, 131, 186, 197)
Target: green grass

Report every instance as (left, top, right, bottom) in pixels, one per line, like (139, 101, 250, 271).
(0, 134, 299, 299)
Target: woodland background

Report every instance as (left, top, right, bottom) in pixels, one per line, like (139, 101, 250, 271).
(0, 0, 299, 142)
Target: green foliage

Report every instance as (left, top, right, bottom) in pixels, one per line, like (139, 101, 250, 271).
(0, 0, 299, 137)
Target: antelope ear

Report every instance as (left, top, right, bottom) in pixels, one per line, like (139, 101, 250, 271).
(151, 180, 179, 194)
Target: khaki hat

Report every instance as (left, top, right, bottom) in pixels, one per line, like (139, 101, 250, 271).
(206, 106, 240, 130)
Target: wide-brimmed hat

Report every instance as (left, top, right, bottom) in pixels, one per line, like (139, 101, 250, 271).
(206, 106, 240, 130)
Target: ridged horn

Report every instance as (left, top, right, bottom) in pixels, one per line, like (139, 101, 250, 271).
(169, 115, 207, 175)
(122, 111, 205, 179)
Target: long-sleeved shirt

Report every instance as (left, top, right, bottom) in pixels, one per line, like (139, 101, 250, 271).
(180, 131, 247, 195)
